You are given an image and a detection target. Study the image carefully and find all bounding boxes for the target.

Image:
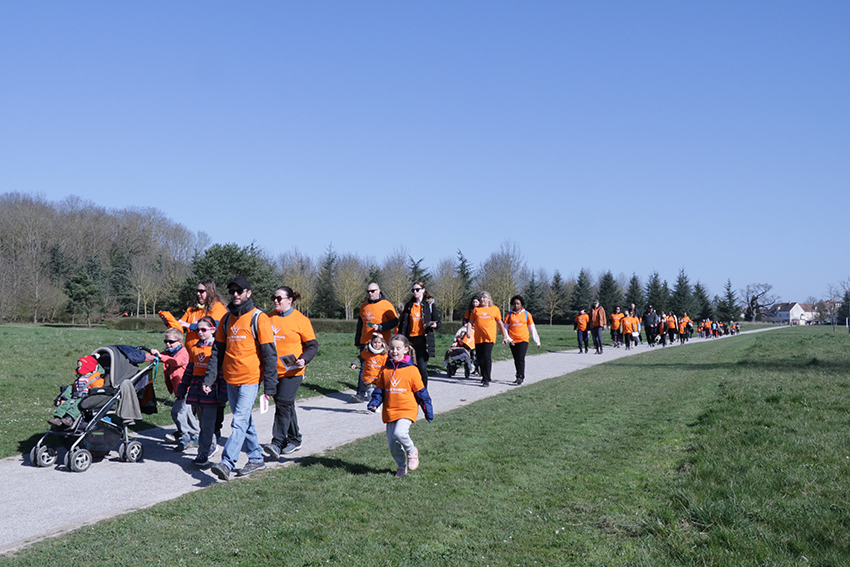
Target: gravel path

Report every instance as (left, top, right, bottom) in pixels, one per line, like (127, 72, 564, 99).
(0, 327, 783, 554)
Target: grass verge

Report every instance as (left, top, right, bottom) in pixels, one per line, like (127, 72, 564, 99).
(2, 326, 848, 565)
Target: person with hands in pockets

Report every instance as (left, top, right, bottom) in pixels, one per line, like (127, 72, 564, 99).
(368, 334, 433, 478)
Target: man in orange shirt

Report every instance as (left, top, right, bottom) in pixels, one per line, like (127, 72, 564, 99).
(574, 308, 590, 353)
(609, 306, 624, 348)
(206, 276, 277, 482)
(590, 300, 607, 354)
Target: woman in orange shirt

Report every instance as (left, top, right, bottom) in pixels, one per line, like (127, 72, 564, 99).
(504, 295, 541, 385)
(467, 291, 511, 387)
(368, 335, 433, 478)
(398, 281, 441, 387)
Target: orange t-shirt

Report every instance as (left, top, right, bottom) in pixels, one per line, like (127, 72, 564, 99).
(470, 306, 502, 344)
(359, 299, 398, 345)
(409, 303, 424, 337)
(375, 360, 424, 423)
(187, 340, 213, 377)
(591, 307, 606, 327)
(575, 313, 590, 331)
(180, 303, 228, 344)
(269, 309, 316, 377)
(610, 312, 624, 330)
(622, 316, 635, 334)
(677, 318, 687, 334)
(214, 308, 275, 386)
(359, 349, 388, 384)
(504, 310, 534, 343)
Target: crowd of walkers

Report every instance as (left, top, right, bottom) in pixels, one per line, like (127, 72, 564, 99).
(151, 277, 738, 480)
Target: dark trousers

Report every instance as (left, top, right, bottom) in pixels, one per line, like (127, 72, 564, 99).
(576, 330, 589, 351)
(475, 342, 494, 383)
(591, 326, 604, 351)
(272, 375, 303, 447)
(509, 341, 529, 381)
(410, 335, 429, 387)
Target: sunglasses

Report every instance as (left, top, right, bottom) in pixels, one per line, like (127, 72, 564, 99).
(197, 327, 214, 333)
(196, 289, 207, 294)
(412, 287, 423, 292)
(367, 289, 380, 293)
(272, 295, 288, 302)
(228, 288, 244, 295)
(164, 339, 180, 345)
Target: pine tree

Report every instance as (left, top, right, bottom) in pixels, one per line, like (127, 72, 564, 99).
(523, 270, 545, 316)
(645, 271, 667, 312)
(693, 281, 713, 320)
(714, 279, 740, 322)
(569, 269, 593, 318)
(543, 271, 568, 324)
(670, 269, 694, 316)
(624, 273, 645, 314)
(596, 270, 623, 312)
(456, 249, 474, 315)
(314, 245, 342, 319)
(408, 256, 430, 287)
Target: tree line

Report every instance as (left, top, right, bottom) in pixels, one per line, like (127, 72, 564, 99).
(5, 191, 829, 327)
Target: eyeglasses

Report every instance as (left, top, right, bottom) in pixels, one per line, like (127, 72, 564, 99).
(196, 289, 207, 294)
(272, 295, 288, 302)
(228, 288, 244, 295)
(367, 289, 380, 293)
(164, 339, 180, 345)
(412, 287, 423, 292)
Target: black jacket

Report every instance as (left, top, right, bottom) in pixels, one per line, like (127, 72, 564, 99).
(398, 298, 441, 358)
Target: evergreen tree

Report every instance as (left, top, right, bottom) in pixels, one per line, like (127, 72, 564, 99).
(187, 243, 278, 312)
(838, 290, 850, 323)
(408, 256, 430, 287)
(313, 245, 343, 319)
(596, 270, 623, 312)
(456, 249, 474, 314)
(693, 281, 713, 320)
(670, 269, 694, 316)
(714, 279, 740, 322)
(522, 270, 545, 316)
(624, 273, 645, 314)
(543, 271, 568, 324)
(645, 271, 667, 311)
(65, 270, 102, 327)
(569, 269, 593, 318)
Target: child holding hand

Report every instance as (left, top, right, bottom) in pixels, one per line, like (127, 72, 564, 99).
(368, 334, 433, 477)
(150, 328, 196, 451)
(349, 333, 388, 403)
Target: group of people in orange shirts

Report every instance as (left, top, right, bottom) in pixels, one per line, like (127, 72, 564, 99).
(576, 304, 698, 352)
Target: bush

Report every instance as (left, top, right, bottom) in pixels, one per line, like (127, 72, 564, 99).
(104, 317, 167, 332)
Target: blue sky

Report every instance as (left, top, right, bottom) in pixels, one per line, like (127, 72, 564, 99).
(1, 2, 847, 302)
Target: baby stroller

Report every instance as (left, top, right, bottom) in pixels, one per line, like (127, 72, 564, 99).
(443, 328, 475, 379)
(29, 345, 158, 473)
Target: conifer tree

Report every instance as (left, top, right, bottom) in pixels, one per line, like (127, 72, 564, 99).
(624, 273, 645, 313)
(596, 270, 623, 312)
(569, 269, 593, 318)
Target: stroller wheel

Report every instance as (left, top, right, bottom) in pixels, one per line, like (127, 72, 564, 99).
(446, 363, 456, 378)
(29, 446, 38, 466)
(35, 446, 57, 468)
(123, 441, 144, 463)
(69, 448, 92, 472)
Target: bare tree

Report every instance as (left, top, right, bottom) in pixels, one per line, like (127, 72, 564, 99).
(381, 248, 411, 311)
(279, 248, 318, 316)
(430, 257, 463, 322)
(476, 241, 528, 313)
(741, 283, 778, 322)
(334, 254, 368, 320)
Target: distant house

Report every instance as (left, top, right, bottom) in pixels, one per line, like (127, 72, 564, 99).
(764, 302, 816, 325)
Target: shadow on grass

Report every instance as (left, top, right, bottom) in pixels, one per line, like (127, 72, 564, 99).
(608, 357, 846, 373)
(296, 455, 388, 476)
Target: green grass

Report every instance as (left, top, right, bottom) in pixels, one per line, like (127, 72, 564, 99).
(0, 323, 576, 460)
(2, 326, 849, 565)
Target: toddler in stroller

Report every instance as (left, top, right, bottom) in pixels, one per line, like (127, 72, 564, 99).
(48, 356, 106, 428)
(443, 327, 476, 379)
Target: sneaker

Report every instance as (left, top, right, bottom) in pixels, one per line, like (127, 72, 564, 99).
(407, 448, 419, 471)
(193, 453, 210, 467)
(480, 381, 490, 387)
(512, 378, 523, 385)
(395, 465, 407, 478)
(282, 442, 302, 454)
(263, 443, 281, 460)
(209, 444, 223, 459)
(164, 433, 179, 443)
(211, 462, 232, 481)
(349, 393, 366, 403)
(237, 460, 267, 477)
(47, 418, 63, 427)
(175, 436, 189, 452)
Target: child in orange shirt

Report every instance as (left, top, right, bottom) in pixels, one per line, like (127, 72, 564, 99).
(368, 335, 434, 477)
(350, 333, 388, 403)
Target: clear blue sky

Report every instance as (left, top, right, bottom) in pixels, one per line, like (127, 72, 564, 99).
(2, 2, 847, 302)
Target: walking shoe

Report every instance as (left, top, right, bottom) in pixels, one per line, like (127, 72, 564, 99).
(211, 462, 232, 481)
(175, 435, 198, 452)
(512, 378, 523, 385)
(192, 453, 210, 467)
(263, 443, 281, 460)
(407, 448, 419, 471)
(480, 380, 490, 387)
(164, 433, 178, 443)
(237, 460, 267, 477)
(209, 444, 223, 459)
(395, 465, 407, 478)
(349, 393, 366, 403)
(282, 442, 302, 454)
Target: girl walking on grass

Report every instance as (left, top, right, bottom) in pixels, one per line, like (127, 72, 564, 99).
(368, 335, 434, 477)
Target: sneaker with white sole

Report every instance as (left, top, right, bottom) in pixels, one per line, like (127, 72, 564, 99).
(395, 465, 407, 478)
(164, 433, 178, 443)
(407, 447, 419, 471)
(193, 453, 210, 467)
(282, 442, 301, 454)
(262, 443, 281, 460)
(237, 460, 267, 477)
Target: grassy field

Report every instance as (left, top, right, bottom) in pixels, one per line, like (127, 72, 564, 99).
(0, 323, 574, 460)
(1, 325, 848, 565)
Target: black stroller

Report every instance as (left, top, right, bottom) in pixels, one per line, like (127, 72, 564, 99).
(29, 345, 158, 472)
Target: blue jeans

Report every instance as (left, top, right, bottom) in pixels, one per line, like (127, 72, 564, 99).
(222, 382, 263, 468)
